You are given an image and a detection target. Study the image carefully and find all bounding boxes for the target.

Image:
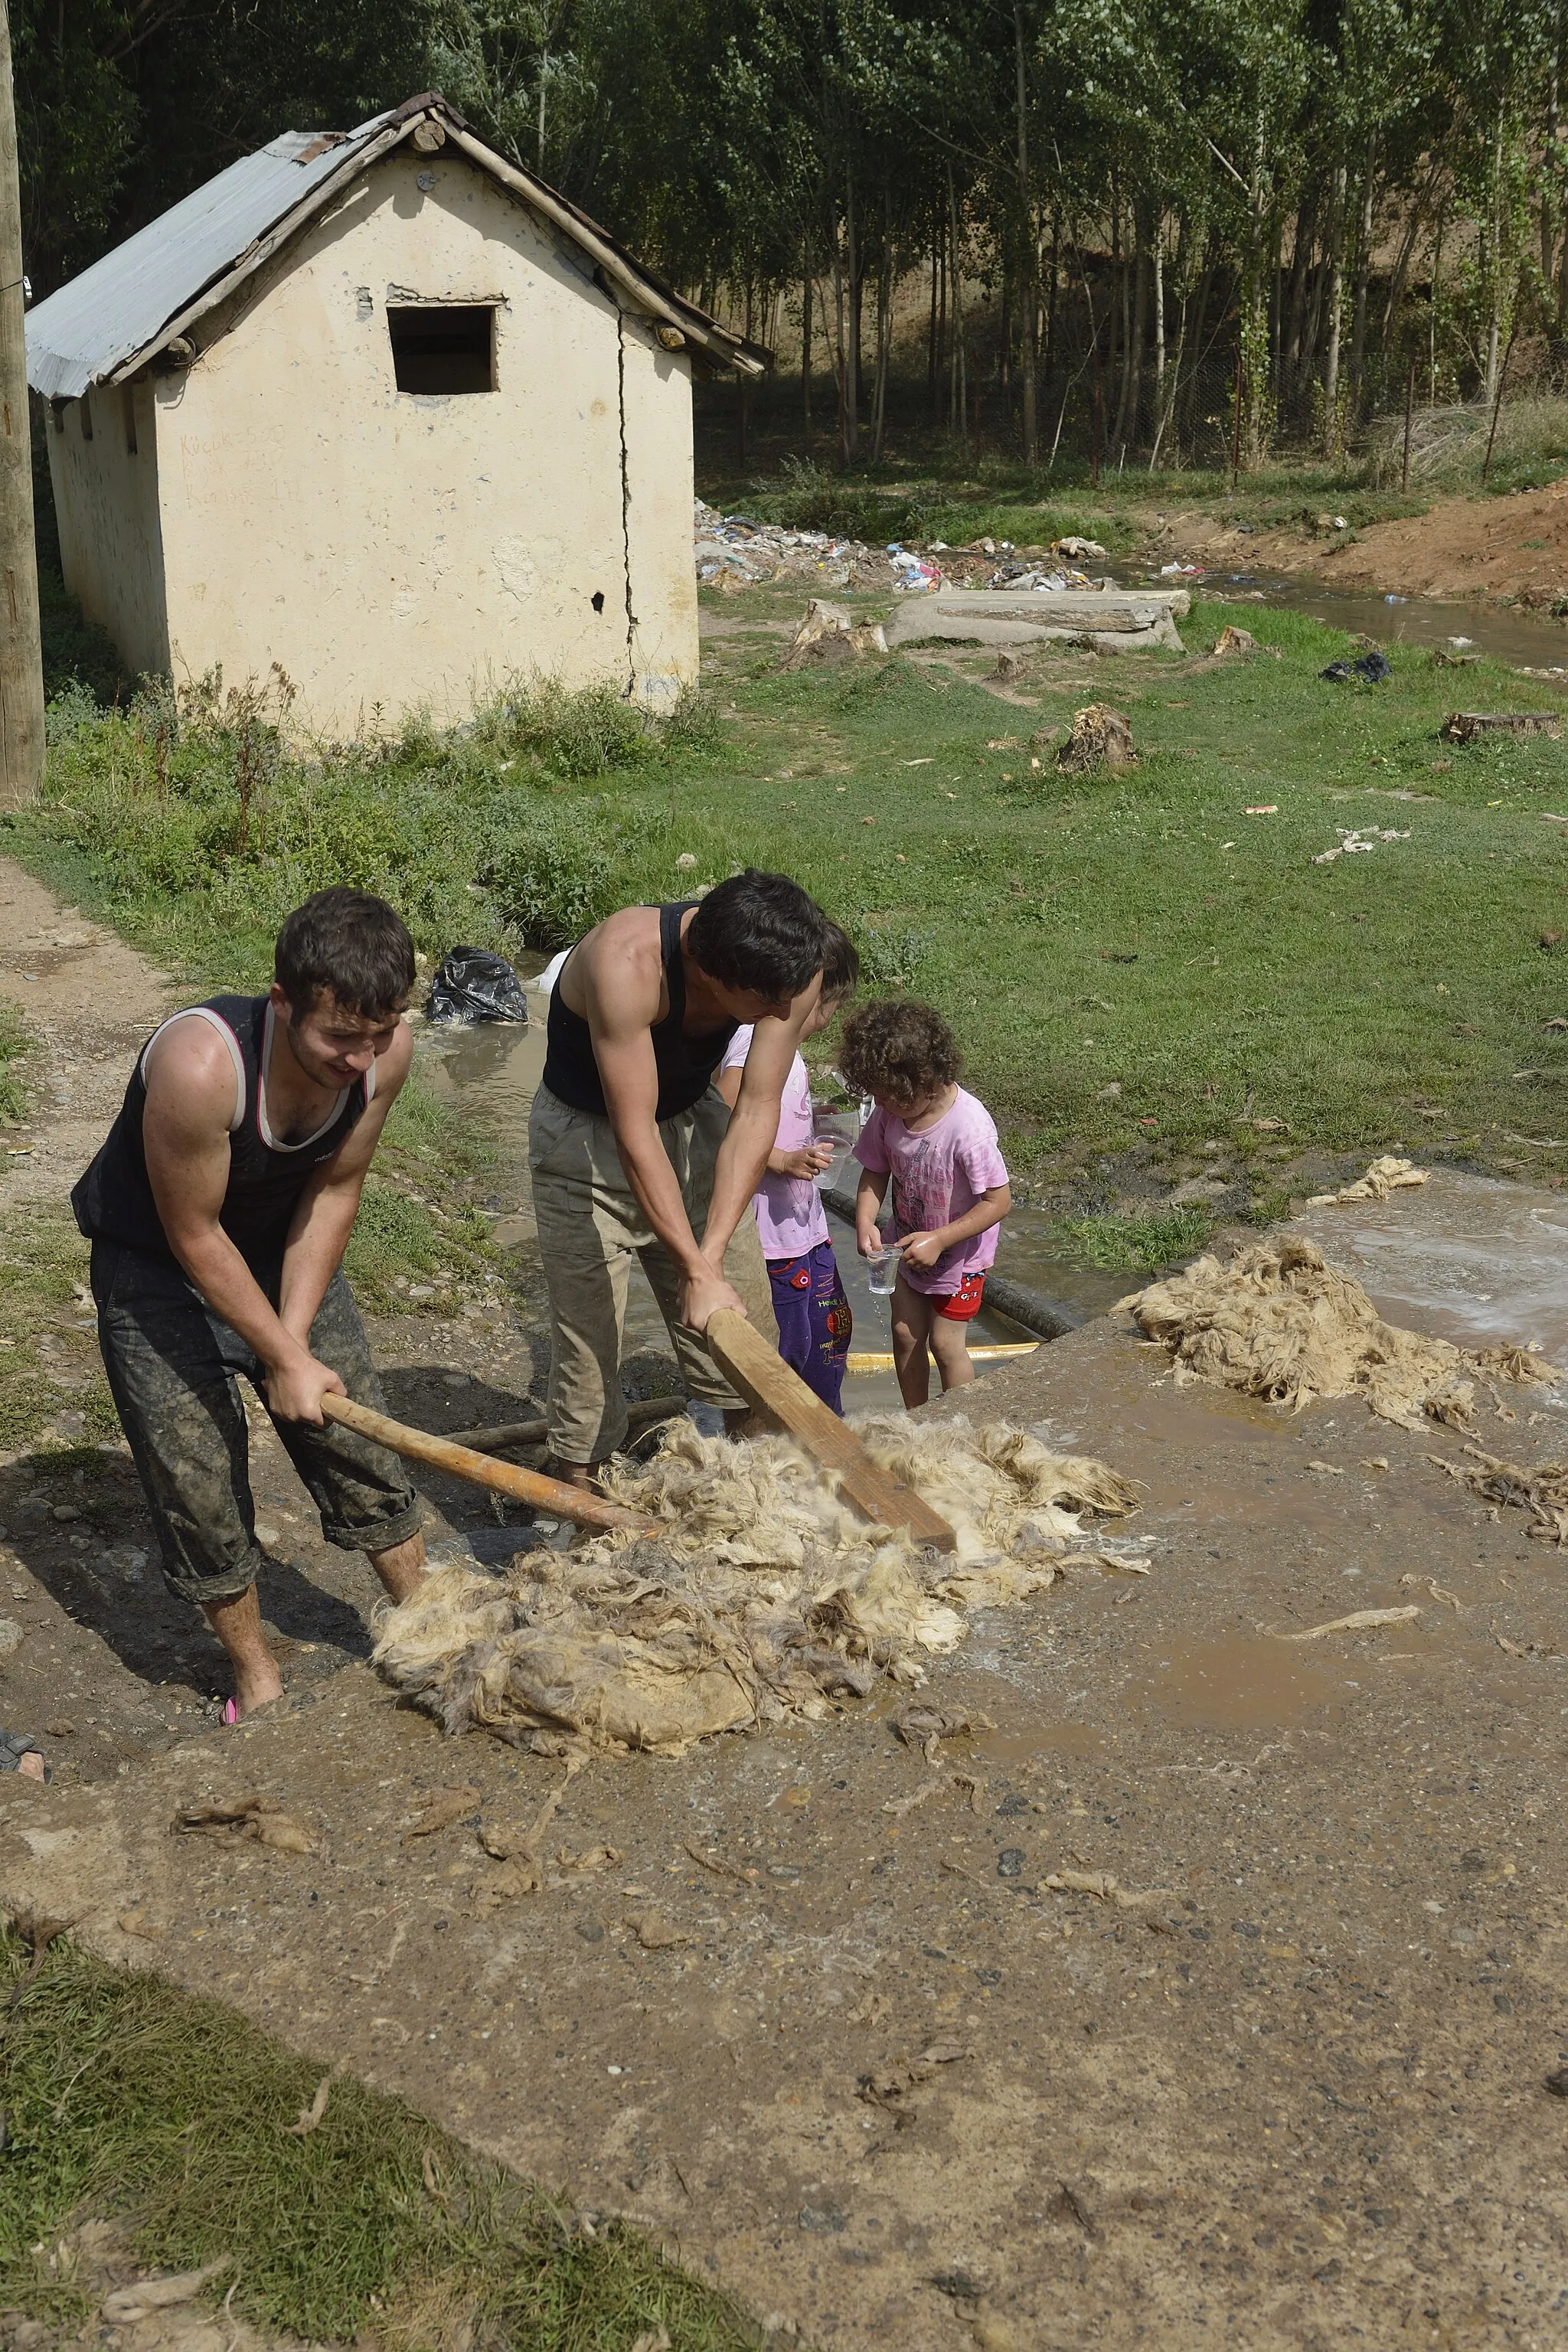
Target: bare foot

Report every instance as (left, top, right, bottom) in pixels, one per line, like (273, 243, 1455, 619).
(202, 1586, 285, 1719)
(543, 1455, 599, 1491)
(370, 1530, 427, 1604)
(724, 1408, 769, 1441)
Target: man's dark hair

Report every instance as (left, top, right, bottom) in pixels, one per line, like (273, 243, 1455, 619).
(687, 870, 831, 1001)
(275, 888, 415, 1017)
(839, 998, 963, 1103)
(819, 920, 859, 1001)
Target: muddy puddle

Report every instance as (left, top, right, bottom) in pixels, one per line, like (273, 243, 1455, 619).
(1164, 573, 1568, 669)
(416, 992, 1122, 1410)
(1291, 1168, 1568, 1378)
(1131, 1633, 1342, 1734)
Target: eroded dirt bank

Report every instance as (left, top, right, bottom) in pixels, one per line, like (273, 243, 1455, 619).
(1151, 479, 1568, 610)
(4, 861, 1568, 2349)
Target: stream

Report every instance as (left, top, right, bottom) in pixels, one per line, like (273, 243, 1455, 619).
(1181, 572, 1568, 670)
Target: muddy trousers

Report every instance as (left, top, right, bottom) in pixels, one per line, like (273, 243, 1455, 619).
(90, 1241, 423, 1609)
(528, 1083, 779, 1463)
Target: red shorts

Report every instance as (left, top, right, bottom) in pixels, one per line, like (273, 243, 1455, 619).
(932, 1272, 985, 1322)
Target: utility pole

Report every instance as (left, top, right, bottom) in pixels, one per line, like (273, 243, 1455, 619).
(0, 0, 41, 809)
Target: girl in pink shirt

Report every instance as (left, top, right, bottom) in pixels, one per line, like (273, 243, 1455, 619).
(716, 926, 858, 1412)
(842, 998, 1011, 1408)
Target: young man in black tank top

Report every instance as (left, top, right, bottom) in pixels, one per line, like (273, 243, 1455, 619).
(74, 890, 427, 1720)
(531, 869, 832, 1481)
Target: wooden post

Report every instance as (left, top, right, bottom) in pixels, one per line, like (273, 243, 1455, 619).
(0, 0, 42, 812)
(1401, 355, 1416, 492)
(1230, 338, 1244, 488)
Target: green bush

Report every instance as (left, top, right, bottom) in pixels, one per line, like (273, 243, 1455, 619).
(744, 457, 933, 544)
(482, 812, 625, 947)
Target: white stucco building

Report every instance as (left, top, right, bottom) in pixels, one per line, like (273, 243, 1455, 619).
(25, 92, 762, 737)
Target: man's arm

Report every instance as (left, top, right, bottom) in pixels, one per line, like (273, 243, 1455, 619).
(141, 1025, 344, 1423)
(275, 1021, 413, 1347)
(714, 1057, 831, 1180)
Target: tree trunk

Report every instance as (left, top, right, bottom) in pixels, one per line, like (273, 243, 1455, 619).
(0, 0, 43, 810)
(871, 242, 892, 460)
(1348, 136, 1375, 407)
(1483, 103, 1505, 407)
(1014, 0, 1038, 462)
(948, 163, 967, 443)
(801, 241, 813, 430)
(1323, 162, 1345, 451)
(833, 231, 848, 469)
(844, 166, 859, 460)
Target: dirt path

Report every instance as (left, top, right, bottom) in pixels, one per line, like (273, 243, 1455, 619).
(5, 859, 1568, 2347)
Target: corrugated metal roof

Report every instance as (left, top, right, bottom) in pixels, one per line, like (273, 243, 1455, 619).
(25, 119, 387, 401)
(24, 93, 769, 397)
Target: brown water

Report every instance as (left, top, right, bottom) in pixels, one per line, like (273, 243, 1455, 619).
(415, 1007, 1116, 1410)
(1193, 573, 1568, 671)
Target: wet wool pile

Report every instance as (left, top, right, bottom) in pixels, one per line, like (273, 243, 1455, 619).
(372, 1416, 1139, 1755)
(1131, 1235, 1558, 1429)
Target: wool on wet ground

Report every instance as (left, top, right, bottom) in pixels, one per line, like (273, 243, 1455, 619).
(372, 1416, 1139, 1755)
(1130, 1235, 1558, 1428)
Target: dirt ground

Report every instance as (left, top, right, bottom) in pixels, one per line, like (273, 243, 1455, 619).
(6, 858, 1568, 2348)
(1150, 481, 1568, 608)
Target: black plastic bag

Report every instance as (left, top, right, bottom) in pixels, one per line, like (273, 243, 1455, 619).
(425, 946, 531, 1025)
(1320, 650, 1390, 684)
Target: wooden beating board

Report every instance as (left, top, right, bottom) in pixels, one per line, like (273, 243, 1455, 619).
(705, 1308, 956, 1551)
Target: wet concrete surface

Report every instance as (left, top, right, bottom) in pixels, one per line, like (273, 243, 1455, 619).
(1292, 1168, 1568, 1367)
(6, 1310, 1568, 2348)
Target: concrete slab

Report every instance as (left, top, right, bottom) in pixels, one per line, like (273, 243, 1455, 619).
(886, 589, 1190, 655)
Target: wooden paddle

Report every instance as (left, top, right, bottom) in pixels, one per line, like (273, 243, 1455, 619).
(320, 1394, 658, 1537)
(704, 1308, 956, 1551)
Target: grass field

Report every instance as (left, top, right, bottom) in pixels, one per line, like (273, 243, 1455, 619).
(11, 590, 1568, 1197)
(0, 1925, 763, 2350)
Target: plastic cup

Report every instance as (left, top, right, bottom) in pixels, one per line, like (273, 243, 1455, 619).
(865, 1246, 900, 1296)
(811, 1113, 853, 1188)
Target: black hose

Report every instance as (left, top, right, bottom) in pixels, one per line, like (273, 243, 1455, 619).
(822, 1184, 1085, 1344)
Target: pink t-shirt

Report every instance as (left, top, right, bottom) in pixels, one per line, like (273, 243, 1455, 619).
(853, 1087, 1009, 1295)
(720, 1025, 831, 1261)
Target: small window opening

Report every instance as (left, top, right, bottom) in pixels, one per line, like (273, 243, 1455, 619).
(122, 385, 137, 456)
(590, 590, 606, 614)
(387, 305, 495, 394)
(79, 393, 93, 442)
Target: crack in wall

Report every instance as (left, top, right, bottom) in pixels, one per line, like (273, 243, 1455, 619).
(616, 308, 636, 697)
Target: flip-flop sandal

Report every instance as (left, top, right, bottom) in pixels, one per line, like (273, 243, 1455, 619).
(1, 1728, 51, 1782)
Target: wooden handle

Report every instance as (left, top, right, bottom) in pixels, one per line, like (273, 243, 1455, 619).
(705, 1308, 956, 1552)
(320, 1394, 658, 1537)
(444, 1394, 687, 1456)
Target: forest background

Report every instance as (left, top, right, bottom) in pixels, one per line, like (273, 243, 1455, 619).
(18, 0, 1568, 481)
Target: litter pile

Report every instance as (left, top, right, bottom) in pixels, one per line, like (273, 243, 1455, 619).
(372, 1416, 1140, 1756)
(1129, 1234, 1559, 1429)
(1313, 825, 1410, 866)
(1307, 1155, 1429, 1207)
(694, 500, 940, 594)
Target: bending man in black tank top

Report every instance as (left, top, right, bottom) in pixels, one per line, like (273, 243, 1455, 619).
(73, 890, 427, 1720)
(531, 869, 832, 1480)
